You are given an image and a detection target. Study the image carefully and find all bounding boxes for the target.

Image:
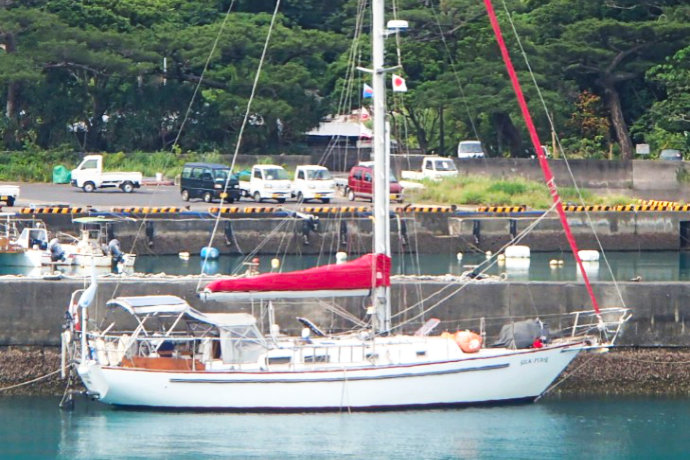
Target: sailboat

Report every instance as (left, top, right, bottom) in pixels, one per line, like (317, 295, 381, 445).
(65, 0, 629, 410)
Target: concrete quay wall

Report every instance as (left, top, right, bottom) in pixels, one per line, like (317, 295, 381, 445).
(1, 277, 687, 347)
(17, 211, 690, 255)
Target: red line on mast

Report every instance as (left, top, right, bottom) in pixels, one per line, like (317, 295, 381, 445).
(482, 0, 601, 314)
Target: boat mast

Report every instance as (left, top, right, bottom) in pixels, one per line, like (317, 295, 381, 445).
(371, 0, 392, 332)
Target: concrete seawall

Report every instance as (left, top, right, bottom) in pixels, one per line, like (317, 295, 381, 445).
(2, 277, 688, 347)
(12, 210, 690, 255)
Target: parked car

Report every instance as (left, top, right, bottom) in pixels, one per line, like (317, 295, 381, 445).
(70, 154, 142, 192)
(292, 165, 335, 203)
(659, 149, 682, 161)
(457, 140, 485, 159)
(241, 164, 291, 203)
(346, 164, 403, 203)
(0, 184, 19, 207)
(180, 162, 241, 203)
(401, 156, 458, 181)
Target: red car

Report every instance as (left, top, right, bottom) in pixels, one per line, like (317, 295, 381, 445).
(346, 164, 403, 203)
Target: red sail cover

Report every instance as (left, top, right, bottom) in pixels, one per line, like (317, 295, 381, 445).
(205, 253, 391, 293)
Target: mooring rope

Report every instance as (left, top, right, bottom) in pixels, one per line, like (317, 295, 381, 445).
(0, 368, 61, 392)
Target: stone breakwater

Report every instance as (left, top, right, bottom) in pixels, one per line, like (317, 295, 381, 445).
(554, 348, 690, 397)
(2, 346, 690, 398)
(0, 347, 64, 396)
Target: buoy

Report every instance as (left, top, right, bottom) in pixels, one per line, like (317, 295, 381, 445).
(505, 245, 530, 258)
(497, 253, 506, 262)
(271, 258, 280, 269)
(505, 257, 530, 271)
(179, 251, 190, 260)
(336, 251, 348, 264)
(549, 259, 559, 268)
(454, 330, 482, 353)
(578, 250, 600, 262)
(485, 250, 492, 259)
(200, 246, 220, 259)
(456, 252, 463, 261)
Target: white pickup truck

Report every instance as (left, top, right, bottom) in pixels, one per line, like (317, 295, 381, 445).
(0, 184, 20, 206)
(401, 156, 459, 181)
(71, 154, 142, 192)
(240, 164, 291, 203)
(292, 165, 335, 203)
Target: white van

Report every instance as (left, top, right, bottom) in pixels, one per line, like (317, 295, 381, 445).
(245, 165, 291, 203)
(292, 165, 335, 203)
(457, 140, 485, 159)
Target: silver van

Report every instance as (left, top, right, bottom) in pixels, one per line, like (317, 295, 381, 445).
(457, 140, 485, 159)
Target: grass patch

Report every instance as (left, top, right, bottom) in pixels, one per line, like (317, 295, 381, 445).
(0, 150, 263, 182)
(405, 176, 631, 210)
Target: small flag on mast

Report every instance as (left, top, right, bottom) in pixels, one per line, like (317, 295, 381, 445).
(392, 74, 407, 92)
(362, 83, 373, 98)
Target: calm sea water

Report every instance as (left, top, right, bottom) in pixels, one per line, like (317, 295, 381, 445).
(2, 396, 689, 459)
(104, 250, 690, 281)
(3, 251, 690, 282)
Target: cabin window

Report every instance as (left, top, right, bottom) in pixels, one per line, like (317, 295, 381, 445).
(353, 170, 362, 180)
(268, 356, 292, 365)
(425, 160, 432, 170)
(191, 167, 203, 179)
(304, 355, 329, 363)
(297, 170, 304, 180)
(254, 169, 262, 179)
(182, 167, 192, 179)
(364, 173, 372, 182)
(81, 159, 98, 170)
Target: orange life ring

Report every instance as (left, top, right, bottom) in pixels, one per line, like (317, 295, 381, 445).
(454, 330, 482, 353)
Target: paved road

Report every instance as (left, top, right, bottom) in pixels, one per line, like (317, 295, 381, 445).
(2, 182, 354, 211)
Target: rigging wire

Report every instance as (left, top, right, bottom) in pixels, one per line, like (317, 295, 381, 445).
(172, 1, 237, 152)
(426, 2, 481, 143)
(197, 0, 283, 290)
(499, 0, 627, 310)
(389, 202, 558, 328)
(104, 1, 239, 300)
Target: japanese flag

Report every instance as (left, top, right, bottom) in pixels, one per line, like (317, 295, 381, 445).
(392, 74, 407, 92)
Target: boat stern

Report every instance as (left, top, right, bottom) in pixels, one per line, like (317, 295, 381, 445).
(77, 361, 109, 400)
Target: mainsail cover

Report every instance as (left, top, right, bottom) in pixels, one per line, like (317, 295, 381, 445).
(204, 253, 391, 296)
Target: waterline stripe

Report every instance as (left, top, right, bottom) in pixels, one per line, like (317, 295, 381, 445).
(169, 363, 509, 384)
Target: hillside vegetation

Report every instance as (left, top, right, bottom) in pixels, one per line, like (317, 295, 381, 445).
(0, 1, 688, 160)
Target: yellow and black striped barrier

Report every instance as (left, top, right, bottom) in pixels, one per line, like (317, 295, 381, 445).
(300, 206, 371, 214)
(614, 204, 638, 211)
(636, 199, 679, 207)
(19, 207, 86, 214)
(209, 207, 242, 214)
(396, 205, 454, 213)
(562, 205, 611, 212)
(476, 205, 526, 213)
(111, 207, 182, 213)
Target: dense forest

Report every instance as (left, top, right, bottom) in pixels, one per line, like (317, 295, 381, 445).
(0, 0, 688, 159)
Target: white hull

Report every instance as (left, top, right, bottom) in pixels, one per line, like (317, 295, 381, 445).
(78, 343, 580, 410)
(41, 249, 136, 268)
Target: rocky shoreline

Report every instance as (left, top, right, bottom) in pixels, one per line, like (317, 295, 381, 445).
(2, 346, 690, 398)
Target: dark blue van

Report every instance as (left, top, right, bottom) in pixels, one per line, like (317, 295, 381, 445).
(180, 163, 241, 203)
